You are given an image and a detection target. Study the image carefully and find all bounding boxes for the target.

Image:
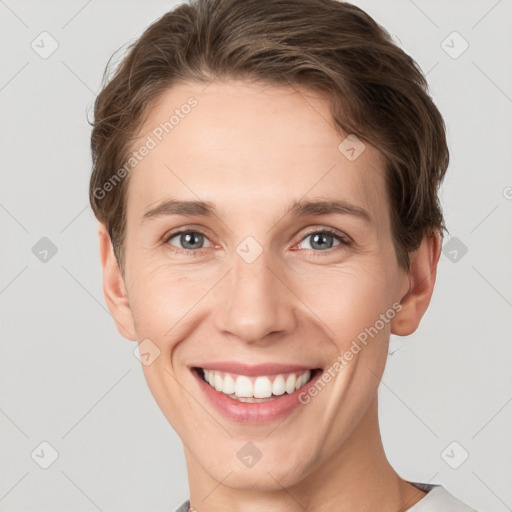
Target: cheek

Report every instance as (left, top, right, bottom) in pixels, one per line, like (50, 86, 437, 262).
(300, 262, 396, 340)
(126, 263, 217, 347)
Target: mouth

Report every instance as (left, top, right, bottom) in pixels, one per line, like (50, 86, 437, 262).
(192, 366, 321, 403)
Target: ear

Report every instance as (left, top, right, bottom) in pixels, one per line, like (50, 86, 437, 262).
(97, 222, 136, 341)
(391, 231, 442, 336)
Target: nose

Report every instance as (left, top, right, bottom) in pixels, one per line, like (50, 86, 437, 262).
(213, 248, 298, 345)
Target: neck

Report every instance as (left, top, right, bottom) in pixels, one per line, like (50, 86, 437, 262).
(184, 396, 426, 511)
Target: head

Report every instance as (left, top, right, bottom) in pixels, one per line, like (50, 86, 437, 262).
(89, 0, 447, 495)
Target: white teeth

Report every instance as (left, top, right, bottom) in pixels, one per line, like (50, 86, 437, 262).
(295, 370, 311, 391)
(253, 377, 272, 398)
(285, 374, 296, 394)
(200, 368, 313, 398)
(214, 372, 223, 392)
(234, 375, 253, 397)
(223, 373, 235, 394)
(272, 375, 286, 396)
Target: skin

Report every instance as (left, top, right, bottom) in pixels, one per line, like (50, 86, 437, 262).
(97, 79, 441, 511)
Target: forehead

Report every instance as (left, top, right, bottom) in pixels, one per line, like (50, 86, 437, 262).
(126, 80, 388, 225)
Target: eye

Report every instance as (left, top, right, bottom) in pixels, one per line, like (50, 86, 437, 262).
(296, 229, 351, 252)
(164, 230, 212, 253)
(163, 227, 351, 257)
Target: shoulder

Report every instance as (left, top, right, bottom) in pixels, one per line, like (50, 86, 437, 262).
(407, 482, 478, 512)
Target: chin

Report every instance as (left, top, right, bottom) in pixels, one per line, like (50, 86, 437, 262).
(212, 463, 307, 492)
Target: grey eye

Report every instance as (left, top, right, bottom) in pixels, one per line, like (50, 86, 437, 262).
(167, 231, 210, 250)
(300, 232, 342, 251)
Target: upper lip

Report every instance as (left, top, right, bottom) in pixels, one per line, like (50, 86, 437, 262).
(190, 361, 319, 376)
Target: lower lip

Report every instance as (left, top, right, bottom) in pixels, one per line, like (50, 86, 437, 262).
(191, 368, 322, 423)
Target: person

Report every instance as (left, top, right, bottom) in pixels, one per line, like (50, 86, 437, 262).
(88, 0, 478, 510)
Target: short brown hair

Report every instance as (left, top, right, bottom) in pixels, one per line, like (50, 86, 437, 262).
(89, 0, 449, 272)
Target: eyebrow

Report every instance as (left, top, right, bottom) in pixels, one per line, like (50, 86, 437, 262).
(140, 198, 372, 224)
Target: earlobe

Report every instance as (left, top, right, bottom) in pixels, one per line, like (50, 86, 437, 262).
(391, 231, 442, 336)
(97, 222, 137, 341)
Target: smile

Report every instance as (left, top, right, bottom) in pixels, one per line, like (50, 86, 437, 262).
(190, 363, 323, 423)
(199, 368, 315, 402)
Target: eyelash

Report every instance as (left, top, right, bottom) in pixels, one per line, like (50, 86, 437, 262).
(163, 228, 352, 257)
(302, 228, 352, 258)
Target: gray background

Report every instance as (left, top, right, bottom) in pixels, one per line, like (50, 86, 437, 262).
(1, 0, 511, 510)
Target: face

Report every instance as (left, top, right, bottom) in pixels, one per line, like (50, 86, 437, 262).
(114, 79, 412, 490)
